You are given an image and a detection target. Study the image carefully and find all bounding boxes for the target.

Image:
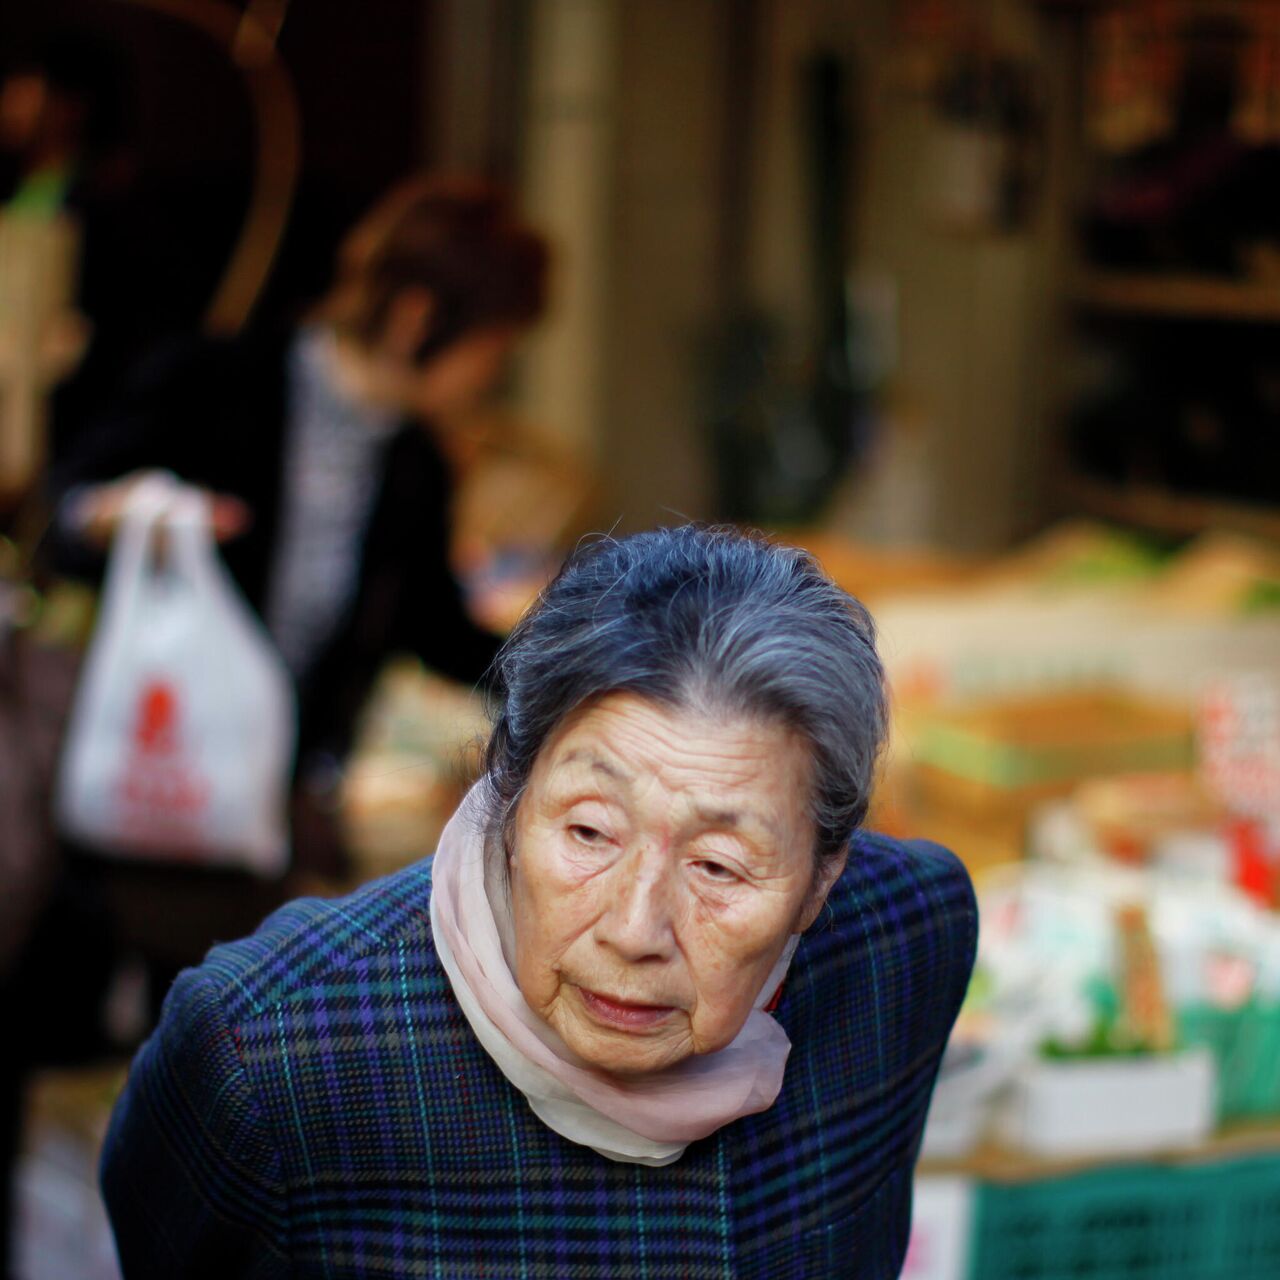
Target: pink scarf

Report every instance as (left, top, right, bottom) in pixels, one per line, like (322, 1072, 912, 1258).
(428, 784, 798, 1165)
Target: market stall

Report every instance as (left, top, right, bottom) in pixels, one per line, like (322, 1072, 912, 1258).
(823, 522, 1280, 1280)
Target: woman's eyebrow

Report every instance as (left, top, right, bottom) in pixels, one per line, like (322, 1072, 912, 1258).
(557, 748, 632, 785)
(689, 804, 785, 846)
(692, 804, 742, 829)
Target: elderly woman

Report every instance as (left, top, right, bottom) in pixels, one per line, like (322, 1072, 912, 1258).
(101, 526, 976, 1279)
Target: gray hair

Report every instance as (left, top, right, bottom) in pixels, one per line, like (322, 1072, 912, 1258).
(482, 525, 887, 866)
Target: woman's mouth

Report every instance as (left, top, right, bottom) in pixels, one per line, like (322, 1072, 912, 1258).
(576, 987, 677, 1030)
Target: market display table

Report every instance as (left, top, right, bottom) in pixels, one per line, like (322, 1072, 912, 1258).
(911, 1124, 1280, 1280)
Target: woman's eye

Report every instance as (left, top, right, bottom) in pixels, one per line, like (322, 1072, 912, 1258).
(694, 860, 738, 883)
(568, 824, 606, 845)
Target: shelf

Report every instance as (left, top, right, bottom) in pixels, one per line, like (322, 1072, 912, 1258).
(1072, 271, 1280, 322)
(1059, 471, 1280, 542)
(921, 1117, 1280, 1183)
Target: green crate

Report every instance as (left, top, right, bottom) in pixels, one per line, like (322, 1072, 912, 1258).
(969, 1153, 1280, 1280)
(1179, 1002, 1280, 1121)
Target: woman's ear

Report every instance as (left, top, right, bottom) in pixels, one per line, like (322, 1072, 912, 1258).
(796, 849, 848, 932)
(381, 286, 437, 362)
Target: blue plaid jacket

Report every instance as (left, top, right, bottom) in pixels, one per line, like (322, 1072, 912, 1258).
(101, 831, 976, 1279)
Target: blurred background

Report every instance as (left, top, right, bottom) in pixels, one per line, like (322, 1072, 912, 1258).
(2, 1, 1280, 1277)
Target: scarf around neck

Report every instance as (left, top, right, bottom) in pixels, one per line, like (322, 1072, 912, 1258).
(428, 783, 800, 1166)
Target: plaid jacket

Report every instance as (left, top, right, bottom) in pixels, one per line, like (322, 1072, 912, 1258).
(101, 831, 976, 1279)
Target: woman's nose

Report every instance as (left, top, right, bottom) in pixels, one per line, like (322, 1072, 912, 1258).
(595, 848, 676, 963)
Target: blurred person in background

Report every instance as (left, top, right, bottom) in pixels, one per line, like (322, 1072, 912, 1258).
(0, 32, 127, 221)
(48, 174, 548, 835)
(0, 39, 141, 1275)
(0, 31, 152, 469)
(0, 177, 546, 1278)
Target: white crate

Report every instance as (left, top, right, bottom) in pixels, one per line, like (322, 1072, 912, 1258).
(997, 1046, 1216, 1158)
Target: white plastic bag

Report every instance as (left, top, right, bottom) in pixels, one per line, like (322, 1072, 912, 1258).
(56, 474, 295, 874)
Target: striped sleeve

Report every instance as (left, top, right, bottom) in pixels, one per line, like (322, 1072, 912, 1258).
(100, 966, 291, 1279)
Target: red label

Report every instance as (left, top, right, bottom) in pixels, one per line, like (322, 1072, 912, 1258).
(112, 677, 212, 851)
(133, 680, 179, 754)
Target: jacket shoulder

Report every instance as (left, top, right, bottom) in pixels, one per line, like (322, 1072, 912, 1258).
(729, 830, 976, 1266)
(836, 830, 976, 958)
(805, 829, 978, 1049)
(199, 859, 437, 1024)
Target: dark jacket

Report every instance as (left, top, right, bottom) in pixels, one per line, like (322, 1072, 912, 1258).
(47, 328, 500, 771)
(100, 829, 977, 1280)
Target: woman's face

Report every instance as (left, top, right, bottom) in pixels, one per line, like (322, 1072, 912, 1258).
(403, 324, 519, 417)
(508, 693, 843, 1076)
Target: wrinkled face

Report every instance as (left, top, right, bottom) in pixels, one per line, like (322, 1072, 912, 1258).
(508, 693, 843, 1076)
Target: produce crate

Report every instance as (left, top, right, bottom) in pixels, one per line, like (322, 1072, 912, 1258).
(1179, 1001, 1280, 1121)
(967, 1152, 1280, 1280)
(907, 690, 1195, 818)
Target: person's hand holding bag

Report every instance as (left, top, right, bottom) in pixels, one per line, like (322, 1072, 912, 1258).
(65, 469, 252, 548)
